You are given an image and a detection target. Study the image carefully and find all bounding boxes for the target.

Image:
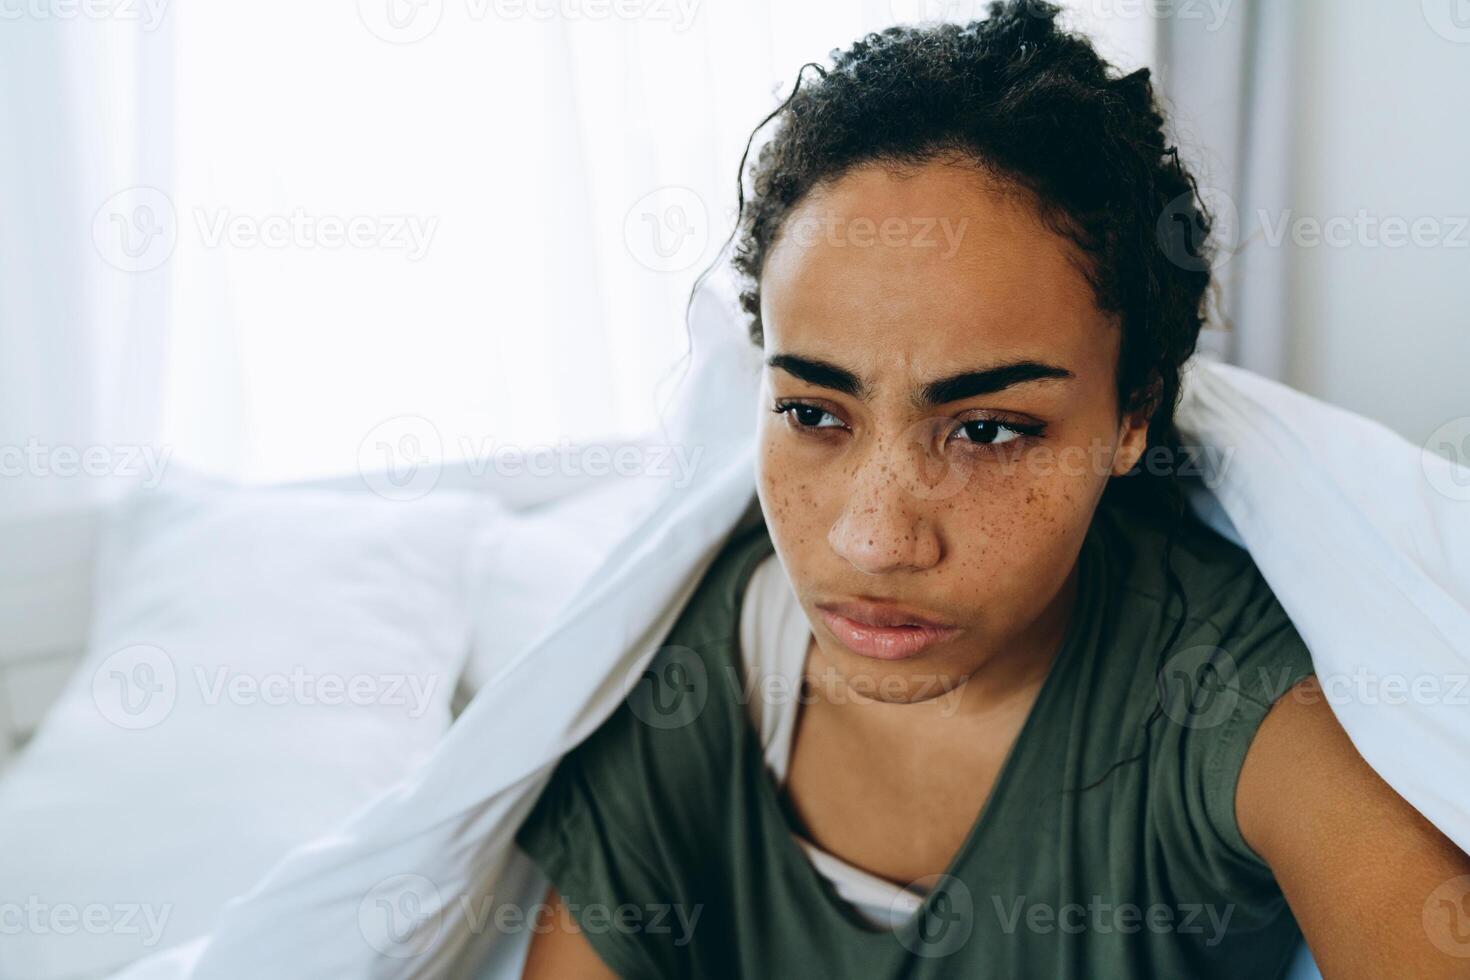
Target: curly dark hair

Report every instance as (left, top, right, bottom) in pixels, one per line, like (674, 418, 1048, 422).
(723, 0, 1213, 458)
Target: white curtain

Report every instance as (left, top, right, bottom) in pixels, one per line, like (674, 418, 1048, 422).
(0, 10, 173, 517)
(1156, 0, 1297, 377)
(3, 0, 1153, 497)
(161, 0, 939, 485)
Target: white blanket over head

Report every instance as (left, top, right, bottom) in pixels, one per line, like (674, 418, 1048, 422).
(111, 270, 1470, 979)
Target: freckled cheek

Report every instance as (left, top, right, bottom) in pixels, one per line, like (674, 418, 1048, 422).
(935, 464, 1029, 555)
(939, 467, 1093, 585)
(755, 436, 830, 539)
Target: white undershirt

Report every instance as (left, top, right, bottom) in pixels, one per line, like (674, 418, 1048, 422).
(737, 553, 932, 931)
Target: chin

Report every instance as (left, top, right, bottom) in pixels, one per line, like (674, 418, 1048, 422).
(809, 641, 971, 706)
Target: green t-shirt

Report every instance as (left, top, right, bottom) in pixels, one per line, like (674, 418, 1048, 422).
(515, 493, 1317, 979)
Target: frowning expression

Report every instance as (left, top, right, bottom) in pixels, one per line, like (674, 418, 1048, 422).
(754, 157, 1149, 703)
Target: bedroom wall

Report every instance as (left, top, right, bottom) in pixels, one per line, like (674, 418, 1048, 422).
(1287, 0, 1470, 448)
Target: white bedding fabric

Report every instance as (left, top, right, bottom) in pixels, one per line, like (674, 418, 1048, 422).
(0, 474, 499, 980)
(106, 269, 1469, 979)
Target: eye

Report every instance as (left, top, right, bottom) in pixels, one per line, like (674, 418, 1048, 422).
(772, 400, 847, 432)
(949, 417, 1042, 448)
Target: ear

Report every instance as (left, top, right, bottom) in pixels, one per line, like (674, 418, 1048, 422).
(1111, 409, 1151, 477)
(1110, 375, 1162, 477)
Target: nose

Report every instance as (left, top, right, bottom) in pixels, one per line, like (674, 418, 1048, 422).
(827, 434, 943, 575)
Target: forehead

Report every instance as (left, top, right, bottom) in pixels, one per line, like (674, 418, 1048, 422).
(758, 159, 1116, 381)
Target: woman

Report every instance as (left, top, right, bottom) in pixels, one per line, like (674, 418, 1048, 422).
(515, 4, 1470, 977)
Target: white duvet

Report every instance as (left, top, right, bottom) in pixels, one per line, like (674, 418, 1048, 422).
(111, 270, 1470, 979)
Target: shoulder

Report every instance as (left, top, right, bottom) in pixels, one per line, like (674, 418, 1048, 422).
(1095, 490, 1313, 702)
(1235, 675, 1470, 975)
(1093, 491, 1316, 871)
(1096, 488, 1296, 642)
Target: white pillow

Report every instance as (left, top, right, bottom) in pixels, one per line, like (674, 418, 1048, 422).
(0, 473, 500, 980)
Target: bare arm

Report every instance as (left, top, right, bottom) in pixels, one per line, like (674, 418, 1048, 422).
(1238, 676, 1470, 977)
(521, 885, 620, 980)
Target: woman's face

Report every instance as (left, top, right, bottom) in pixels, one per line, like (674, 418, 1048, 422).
(755, 158, 1149, 704)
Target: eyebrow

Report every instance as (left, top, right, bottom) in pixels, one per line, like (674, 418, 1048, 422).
(765, 353, 1074, 408)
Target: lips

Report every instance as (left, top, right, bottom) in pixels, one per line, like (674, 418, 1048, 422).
(819, 599, 955, 629)
(815, 599, 963, 661)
